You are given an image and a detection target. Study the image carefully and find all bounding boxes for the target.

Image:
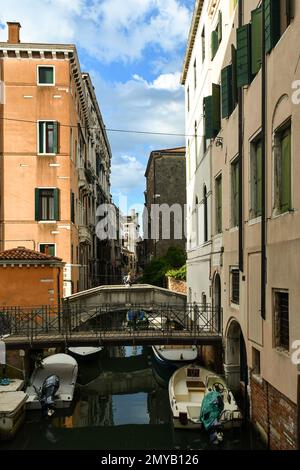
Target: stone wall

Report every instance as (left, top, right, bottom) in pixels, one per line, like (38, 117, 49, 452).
(250, 374, 298, 450)
(167, 277, 187, 295)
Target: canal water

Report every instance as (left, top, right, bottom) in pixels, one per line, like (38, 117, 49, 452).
(0, 346, 265, 450)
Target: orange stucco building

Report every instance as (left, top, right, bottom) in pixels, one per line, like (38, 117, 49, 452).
(0, 23, 113, 297)
(0, 246, 64, 307)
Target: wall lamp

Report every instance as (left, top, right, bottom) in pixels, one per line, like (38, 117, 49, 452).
(215, 137, 223, 148)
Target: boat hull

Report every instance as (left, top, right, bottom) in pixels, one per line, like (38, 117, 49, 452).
(0, 391, 27, 441)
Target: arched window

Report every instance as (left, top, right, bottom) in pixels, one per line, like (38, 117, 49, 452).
(203, 185, 208, 242)
(195, 196, 199, 246)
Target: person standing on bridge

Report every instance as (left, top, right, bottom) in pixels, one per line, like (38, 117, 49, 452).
(123, 271, 133, 287)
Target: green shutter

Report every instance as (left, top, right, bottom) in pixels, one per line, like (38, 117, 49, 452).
(221, 65, 233, 118)
(216, 177, 222, 234)
(211, 30, 219, 60)
(35, 188, 40, 221)
(53, 121, 58, 154)
(54, 188, 60, 221)
(204, 96, 213, 139)
(38, 122, 44, 153)
(212, 83, 221, 135)
(251, 7, 262, 75)
(232, 161, 239, 226)
(231, 45, 238, 108)
(264, 0, 281, 54)
(256, 141, 262, 216)
(218, 11, 223, 44)
(237, 24, 252, 88)
(281, 128, 291, 212)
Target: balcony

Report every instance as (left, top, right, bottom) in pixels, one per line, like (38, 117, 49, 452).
(79, 225, 92, 244)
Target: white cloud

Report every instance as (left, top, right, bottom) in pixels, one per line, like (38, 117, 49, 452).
(111, 155, 145, 194)
(0, 0, 192, 63)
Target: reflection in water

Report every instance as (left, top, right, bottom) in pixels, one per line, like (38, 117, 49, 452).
(0, 346, 265, 450)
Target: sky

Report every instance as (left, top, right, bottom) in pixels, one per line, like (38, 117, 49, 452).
(0, 0, 194, 215)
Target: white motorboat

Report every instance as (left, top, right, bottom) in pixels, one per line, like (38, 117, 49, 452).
(169, 364, 242, 430)
(152, 345, 198, 368)
(68, 346, 103, 357)
(25, 353, 78, 410)
(0, 391, 28, 440)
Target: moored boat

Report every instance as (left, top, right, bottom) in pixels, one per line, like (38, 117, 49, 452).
(169, 364, 242, 432)
(0, 391, 28, 441)
(152, 345, 198, 369)
(68, 346, 103, 357)
(25, 353, 78, 411)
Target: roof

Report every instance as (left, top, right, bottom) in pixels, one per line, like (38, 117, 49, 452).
(145, 146, 186, 177)
(0, 247, 62, 263)
(181, 0, 205, 85)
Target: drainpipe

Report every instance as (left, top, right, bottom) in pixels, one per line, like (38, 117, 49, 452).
(238, 0, 244, 273)
(261, 0, 267, 320)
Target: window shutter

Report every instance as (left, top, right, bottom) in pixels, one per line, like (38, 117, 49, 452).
(53, 121, 59, 154)
(204, 96, 213, 139)
(237, 24, 252, 87)
(35, 188, 40, 221)
(231, 45, 238, 108)
(211, 30, 219, 60)
(251, 7, 262, 75)
(256, 141, 262, 216)
(218, 11, 223, 44)
(212, 83, 221, 136)
(221, 65, 233, 119)
(281, 128, 291, 212)
(264, 0, 280, 54)
(38, 122, 44, 153)
(54, 188, 60, 221)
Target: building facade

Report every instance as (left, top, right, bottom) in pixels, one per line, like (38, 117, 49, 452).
(144, 147, 186, 261)
(182, 0, 299, 449)
(0, 23, 113, 296)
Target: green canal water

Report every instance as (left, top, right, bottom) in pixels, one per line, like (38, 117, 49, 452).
(1, 346, 266, 451)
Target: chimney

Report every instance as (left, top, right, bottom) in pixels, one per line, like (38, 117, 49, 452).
(7, 22, 21, 44)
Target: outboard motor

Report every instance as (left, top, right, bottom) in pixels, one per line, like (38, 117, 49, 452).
(37, 374, 60, 417)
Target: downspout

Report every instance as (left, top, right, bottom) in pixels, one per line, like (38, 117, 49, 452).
(238, 0, 244, 272)
(261, 0, 267, 320)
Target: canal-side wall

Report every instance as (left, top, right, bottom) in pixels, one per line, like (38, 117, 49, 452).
(166, 277, 187, 295)
(250, 374, 297, 450)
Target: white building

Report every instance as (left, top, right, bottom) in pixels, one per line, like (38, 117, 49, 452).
(181, 0, 237, 313)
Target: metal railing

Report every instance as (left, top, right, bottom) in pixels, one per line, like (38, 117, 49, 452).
(0, 303, 222, 343)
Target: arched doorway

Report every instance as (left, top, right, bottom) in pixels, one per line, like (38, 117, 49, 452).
(224, 320, 248, 390)
(213, 273, 222, 333)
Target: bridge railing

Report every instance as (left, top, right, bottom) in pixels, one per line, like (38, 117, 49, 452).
(0, 303, 223, 341)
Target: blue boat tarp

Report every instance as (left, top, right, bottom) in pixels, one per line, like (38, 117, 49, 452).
(200, 390, 224, 431)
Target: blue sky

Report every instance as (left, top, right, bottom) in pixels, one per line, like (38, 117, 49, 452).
(0, 0, 194, 214)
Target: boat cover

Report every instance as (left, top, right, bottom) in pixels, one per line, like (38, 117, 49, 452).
(200, 390, 224, 431)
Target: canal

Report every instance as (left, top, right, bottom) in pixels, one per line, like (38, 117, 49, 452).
(0, 346, 265, 450)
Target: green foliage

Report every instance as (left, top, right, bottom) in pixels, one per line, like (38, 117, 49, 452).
(141, 247, 186, 287)
(166, 264, 186, 281)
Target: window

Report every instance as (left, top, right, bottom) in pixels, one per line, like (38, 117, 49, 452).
(38, 121, 58, 154)
(211, 11, 223, 60)
(231, 158, 239, 227)
(265, 0, 294, 53)
(252, 348, 261, 376)
(231, 268, 240, 305)
(204, 84, 221, 139)
(194, 121, 198, 165)
(35, 188, 60, 221)
(187, 87, 190, 112)
(203, 185, 208, 242)
(37, 66, 55, 85)
(274, 122, 292, 215)
(250, 136, 262, 219)
(202, 27, 205, 62)
(71, 191, 75, 223)
(215, 175, 222, 234)
(274, 290, 289, 351)
(193, 59, 197, 89)
(39, 244, 56, 257)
